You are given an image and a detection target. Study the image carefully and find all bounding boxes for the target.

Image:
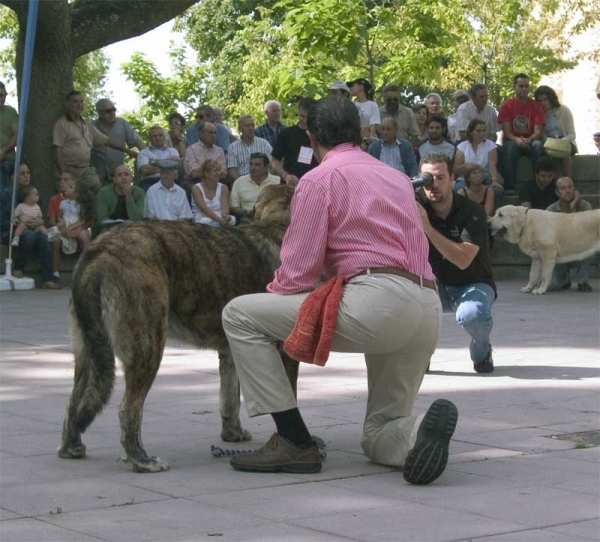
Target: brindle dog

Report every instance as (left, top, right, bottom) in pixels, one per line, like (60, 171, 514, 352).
(58, 185, 297, 472)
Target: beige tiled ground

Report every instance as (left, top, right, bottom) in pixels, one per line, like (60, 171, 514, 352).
(1, 280, 599, 541)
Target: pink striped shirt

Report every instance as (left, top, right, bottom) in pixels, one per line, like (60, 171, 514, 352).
(268, 143, 434, 294)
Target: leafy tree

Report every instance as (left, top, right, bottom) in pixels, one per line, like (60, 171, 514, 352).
(0, 0, 197, 202)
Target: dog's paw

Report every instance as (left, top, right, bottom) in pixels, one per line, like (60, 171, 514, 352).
(221, 425, 252, 442)
(131, 455, 170, 473)
(57, 442, 86, 459)
(520, 286, 533, 293)
(532, 288, 547, 295)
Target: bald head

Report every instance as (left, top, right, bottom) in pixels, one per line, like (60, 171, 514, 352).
(555, 176, 575, 203)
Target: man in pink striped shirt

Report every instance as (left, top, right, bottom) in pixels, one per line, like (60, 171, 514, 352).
(222, 97, 458, 485)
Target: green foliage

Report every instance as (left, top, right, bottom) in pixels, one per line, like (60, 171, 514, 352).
(0, 5, 110, 104)
(121, 0, 600, 125)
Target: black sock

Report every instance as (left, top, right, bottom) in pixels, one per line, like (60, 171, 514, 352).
(271, 408, 313, 447)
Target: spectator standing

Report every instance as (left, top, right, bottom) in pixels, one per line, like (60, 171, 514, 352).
(419, 116, 455, 161)
(347, 77, 381, 145)
(90, 99, 145, 185)
(534, 85, 577, 179)
(166, 112, 187, 158)
(144, 161, 192, 220)
(254, 101, 286, 146)
(447, 90, 471, 143)
(95, 164, 145, 234)
(498, 74, 545, 190)
(271, 97, 318, 186)
(230, 152, 281, 224)
(0, 82, 18, 188)
(184, 122, 227, 182)
(185, 105, 230, 154)
(518, 156, 558, 210)
(328, 80, 350, 98)
(191, 159, 235, 227)
(53, 91, 138, 194)
(546, 177, 593, 293)
(424, 93, 443, 116)
(379, 85, 420, 146)
(137, 126, 179, 192)
(368, 118, 417, 177)
(227, 115, 272, 185)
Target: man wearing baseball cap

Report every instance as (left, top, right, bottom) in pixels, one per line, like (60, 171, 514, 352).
(328, 80, 350, 98)
(448, 89, 471, 143)
(144, 160, 193, 221)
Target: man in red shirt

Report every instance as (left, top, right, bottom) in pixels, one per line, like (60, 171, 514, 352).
(498, 74, 546, 190)
(222, 97, 458, 485)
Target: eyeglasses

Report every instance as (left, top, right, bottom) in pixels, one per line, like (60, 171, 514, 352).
(102, 108, 117, 113)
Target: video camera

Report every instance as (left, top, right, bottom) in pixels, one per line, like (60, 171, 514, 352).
(411, 172, 434, 190)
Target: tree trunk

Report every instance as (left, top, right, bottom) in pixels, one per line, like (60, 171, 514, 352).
(2, 0, 197, 205)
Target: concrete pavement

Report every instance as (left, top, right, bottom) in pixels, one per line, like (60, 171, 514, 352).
(0, 280, 599, 541)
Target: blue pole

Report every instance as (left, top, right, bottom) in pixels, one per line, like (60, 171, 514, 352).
(7, 0, 40, 260)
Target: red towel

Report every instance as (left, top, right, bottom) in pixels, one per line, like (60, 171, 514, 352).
(284, 276, 347, 366)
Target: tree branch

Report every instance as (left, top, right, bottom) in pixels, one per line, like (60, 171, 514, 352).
(70, 0, 198, 58)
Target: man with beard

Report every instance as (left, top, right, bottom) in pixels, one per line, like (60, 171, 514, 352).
(418, 116, 455, 161)
(379, 85, 420, 146)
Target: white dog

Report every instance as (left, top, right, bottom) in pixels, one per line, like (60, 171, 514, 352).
(488, 205, 600, 295)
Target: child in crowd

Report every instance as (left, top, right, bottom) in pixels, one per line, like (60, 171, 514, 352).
(11, 185, 52, 247)
(456, 162, 495, 217)
(47, 172, 70, 228)
(51, 178, 94, 280)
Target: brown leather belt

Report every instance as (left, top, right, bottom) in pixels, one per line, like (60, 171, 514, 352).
(355, 267, 437, 291)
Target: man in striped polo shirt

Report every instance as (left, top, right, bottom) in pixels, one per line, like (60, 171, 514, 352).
(222, 96, 458, 485)
(226, 115, 272, 186)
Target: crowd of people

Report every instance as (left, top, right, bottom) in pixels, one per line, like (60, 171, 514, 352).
(0, 74, 596, 294)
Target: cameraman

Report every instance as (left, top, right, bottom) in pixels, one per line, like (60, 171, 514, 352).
(415, 153, 496, 374)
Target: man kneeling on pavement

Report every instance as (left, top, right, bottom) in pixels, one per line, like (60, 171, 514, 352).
(416, 152, 496, 374)
(222, 97, 458, 484)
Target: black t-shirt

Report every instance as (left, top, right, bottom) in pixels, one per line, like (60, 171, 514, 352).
(424, 193, 496, 293)
(271, 124, 319, 178)
(110, 190, 129, 221)
(518, 179, 558, 210)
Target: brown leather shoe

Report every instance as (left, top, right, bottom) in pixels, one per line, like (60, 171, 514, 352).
(230, 433, 321, 473)
(41, 281, 62, 290)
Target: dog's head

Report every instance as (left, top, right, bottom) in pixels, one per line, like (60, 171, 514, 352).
(253, 184, 295, 225)
(488, 205, 527, 244)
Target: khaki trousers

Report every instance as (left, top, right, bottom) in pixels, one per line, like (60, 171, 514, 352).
(222, 274, 442, 468)
(64, 165, 101, 194)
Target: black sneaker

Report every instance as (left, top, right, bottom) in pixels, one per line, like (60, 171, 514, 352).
(474, 347, 494, 374)
(577, 282, 593, 292)
(404, 399, 458, 485)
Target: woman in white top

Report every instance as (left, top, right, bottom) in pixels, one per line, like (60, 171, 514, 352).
(534, 85, 577, 179)
(347, 77, 380, 146)
(454, 119, 503, 205)
(191, 159, 236, 227)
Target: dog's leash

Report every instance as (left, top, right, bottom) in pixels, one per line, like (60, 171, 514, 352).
(211, 435, 327, 461)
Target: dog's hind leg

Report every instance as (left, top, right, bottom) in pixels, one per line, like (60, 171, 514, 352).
(218, 347, 252, 442)
(116, 292, 170, 473)
(59, 300, 115, 460)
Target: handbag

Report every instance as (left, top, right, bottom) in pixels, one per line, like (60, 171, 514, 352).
(544, 137, 571, 159)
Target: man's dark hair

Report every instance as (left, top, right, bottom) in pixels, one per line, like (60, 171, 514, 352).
(0, 81, 6, 91)
(168, 112, 186, 126)
(66, 90, 83, 100)
(306, 96, 361, 147)
(427, 114, 447, 130)
(250, 152, 269, 166)
(470, 83, 487, 97)
(383, 84, 401, 94)
(535, 156, 555, 173)
(197, 105, 215, 121)
(513, 73, 530, 85)
(533, 85, 560, 109)
(420, 152, 453, 175)
(298, 97, 317, 112)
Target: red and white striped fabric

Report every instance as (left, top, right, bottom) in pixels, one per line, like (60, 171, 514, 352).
(268, 143, 434, 295)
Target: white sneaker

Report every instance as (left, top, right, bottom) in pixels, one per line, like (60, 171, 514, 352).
(11, 236, 19, 247)
(47, 226, 60, 242)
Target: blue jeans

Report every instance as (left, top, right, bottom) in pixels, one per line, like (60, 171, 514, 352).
(502, 139, 544, 190)
(13, 229, 55, 283)
(551, 260, 589, 287)
(0, 160, 15, 244)
(437, 282, 495, 363)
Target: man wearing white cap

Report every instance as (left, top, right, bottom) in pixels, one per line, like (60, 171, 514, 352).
(144, 160, 192, 221)
(328, 80, 350, 98)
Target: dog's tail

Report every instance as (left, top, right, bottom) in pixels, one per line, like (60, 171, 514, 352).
(67, 269, 117, 434)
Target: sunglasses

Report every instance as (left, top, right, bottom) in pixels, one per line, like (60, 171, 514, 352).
(102, 108, 117, 113)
